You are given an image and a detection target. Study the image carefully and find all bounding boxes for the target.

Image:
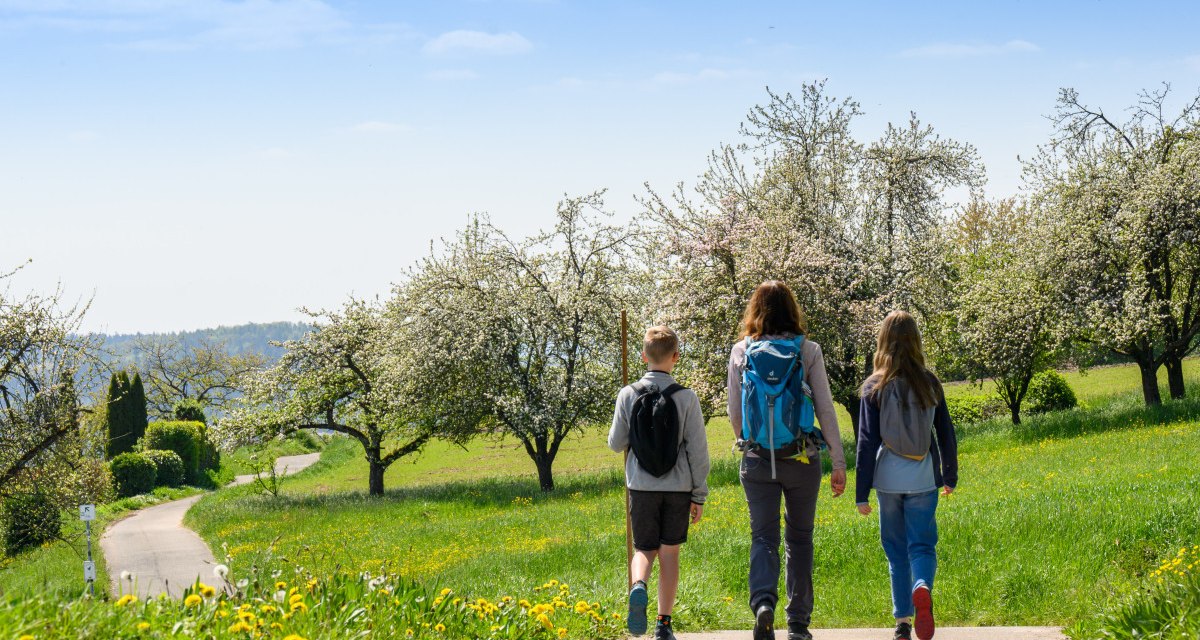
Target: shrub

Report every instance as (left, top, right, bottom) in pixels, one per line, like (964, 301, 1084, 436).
(143, 421, 203, 484)
(197, 424, 221, 473)
(2, 492, 61, 556)
(109, 452, 157, 498)
(1027, 370, 1078, 414)
(172, 398, 207, 424)
(946, 393, 1007, 425)
(141, 449, 185, 487)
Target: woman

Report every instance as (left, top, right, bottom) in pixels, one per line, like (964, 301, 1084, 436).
(855, 310, 958, 640)
(728, 280, 847, 640)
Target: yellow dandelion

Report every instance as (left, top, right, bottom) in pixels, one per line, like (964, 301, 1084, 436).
(137, 622, 150, 632)
(282, 635, 306, 640)
(185, 594, 203, 607)
(558, 627, 569, 638)
(434, 623, 446, 632)
(115, 594, 138, 607)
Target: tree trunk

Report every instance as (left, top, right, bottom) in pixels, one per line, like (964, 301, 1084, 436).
(1138, 360, 1163, 406)
(368, 460, 385, 496)
(1010, 403, 1021, 426)
(534, 455, 555, 492)
(842, 395, 861, 441)
(1164, 355, 1186, 400)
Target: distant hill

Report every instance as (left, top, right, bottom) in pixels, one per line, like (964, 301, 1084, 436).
(96, 321, 311, 371)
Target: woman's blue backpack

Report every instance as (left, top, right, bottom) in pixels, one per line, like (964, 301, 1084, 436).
(740, 335, 825, 478)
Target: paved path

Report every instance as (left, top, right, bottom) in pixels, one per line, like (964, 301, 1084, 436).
(100, 453, 321, 598)
(677, 628, 1064, 640)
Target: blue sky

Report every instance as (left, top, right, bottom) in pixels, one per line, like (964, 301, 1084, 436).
(3, 0, 1199, 333)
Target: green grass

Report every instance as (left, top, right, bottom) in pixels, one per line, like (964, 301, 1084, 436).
(943, 357, 1200, 407)
(186, 362, 1200, 632)
(0, 487, 204, 600)
(222, 432, 325, 478)
(3, 570, 626, 639)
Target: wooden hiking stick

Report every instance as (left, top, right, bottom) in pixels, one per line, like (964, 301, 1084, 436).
(621, 309, 632, 590)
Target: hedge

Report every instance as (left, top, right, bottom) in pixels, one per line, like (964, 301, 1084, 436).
(109, 452, 157, 498)
(141, 449, 185, 487)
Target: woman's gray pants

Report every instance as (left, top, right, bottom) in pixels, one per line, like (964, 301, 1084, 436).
(739, 453, 822, 626)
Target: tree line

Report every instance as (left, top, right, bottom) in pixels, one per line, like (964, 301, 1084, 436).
(3, 81, 1198, 503)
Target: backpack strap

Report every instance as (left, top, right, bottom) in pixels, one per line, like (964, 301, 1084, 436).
(631, 381, 650, 396)
(660, 383, 685, 399)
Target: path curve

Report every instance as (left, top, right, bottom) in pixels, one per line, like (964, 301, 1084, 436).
(677, 628, 1064, 640)
(100, 453, 321, 598)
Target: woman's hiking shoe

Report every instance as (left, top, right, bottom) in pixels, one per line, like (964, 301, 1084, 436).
(788, 622, 813, 640)
(654, 615, 677, 640)
(753, 604, 774, 640)
(912, 585, 935, 640)
(627, 582, 649, 636)
(894, 621, 914, 640)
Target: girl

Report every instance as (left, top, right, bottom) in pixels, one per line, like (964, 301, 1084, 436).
(728, 280, 847, 640)
(856, 311, 958, 640)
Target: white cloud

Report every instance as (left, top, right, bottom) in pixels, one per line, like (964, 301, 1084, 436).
(257, 147, 292, 159)
(348, 121, 410, 134)
(422, 30, 532, 56)
(900, 39, 1040, 58)
(651, 68, 757, 85)
(426, 68, 479, 81)
(0, 0, 414, 51)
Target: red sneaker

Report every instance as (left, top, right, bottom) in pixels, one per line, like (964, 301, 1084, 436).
(913, 585, 935, 640)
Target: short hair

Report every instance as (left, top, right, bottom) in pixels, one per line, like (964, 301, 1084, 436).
(643, 326, 679, 363)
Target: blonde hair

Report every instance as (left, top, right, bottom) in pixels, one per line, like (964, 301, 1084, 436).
(643, 326, 679, 364)
(863, 310, 939, 409)
(738, 280, 808, 339)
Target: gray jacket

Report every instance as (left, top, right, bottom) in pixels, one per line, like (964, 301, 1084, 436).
(607, 371, 711, 504)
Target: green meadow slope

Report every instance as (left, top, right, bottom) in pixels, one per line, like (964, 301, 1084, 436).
(182, 360, 1200, 631)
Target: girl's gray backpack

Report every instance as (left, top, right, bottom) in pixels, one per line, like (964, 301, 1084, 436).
(879, 378, 934, 460)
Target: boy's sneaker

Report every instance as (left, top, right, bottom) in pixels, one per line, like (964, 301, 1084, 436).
(654, 615, 677, 640)
(912, 585, 935, 640)
(788, 622, 813, 640)
(753, 603, 774, 640)
(894, 621, 913, 640)
(627, 582, 649, 636)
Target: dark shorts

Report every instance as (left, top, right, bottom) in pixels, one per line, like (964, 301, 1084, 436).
(629, 490, 693, 551)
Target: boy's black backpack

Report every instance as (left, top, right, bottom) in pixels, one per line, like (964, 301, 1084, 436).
(628, 381, 686, 477)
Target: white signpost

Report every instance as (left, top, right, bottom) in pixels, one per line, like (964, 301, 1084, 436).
(80, 504, 95, 596)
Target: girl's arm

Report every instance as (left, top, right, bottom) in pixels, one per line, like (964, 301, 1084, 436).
(855, 387, 882, 505)
(933, 393, 958, 489)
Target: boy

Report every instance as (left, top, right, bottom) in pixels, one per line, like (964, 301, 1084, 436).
(608, 326, 710, 640)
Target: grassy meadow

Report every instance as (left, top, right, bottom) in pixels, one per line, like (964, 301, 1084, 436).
(180, 360, 1200, 633)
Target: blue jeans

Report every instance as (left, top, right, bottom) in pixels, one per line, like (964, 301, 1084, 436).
(877, 490, 938, 619)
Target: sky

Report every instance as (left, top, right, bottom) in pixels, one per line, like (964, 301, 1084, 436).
(2, 0, 1200, 334)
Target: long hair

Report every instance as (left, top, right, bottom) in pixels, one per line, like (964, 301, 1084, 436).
(864, 310, 939, 409)
(738, 280, 808, 339)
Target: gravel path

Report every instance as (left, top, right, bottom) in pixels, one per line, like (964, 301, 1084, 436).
(99, 453, 321, 598)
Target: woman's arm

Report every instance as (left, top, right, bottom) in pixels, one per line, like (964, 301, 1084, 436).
(806, 342, 846, 471)
(727, 344, 743, 441)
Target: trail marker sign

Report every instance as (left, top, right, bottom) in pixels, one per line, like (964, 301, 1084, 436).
(79, 504, 96, 521)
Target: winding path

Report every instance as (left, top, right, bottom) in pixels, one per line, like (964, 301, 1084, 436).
(100, 453, 320, 598)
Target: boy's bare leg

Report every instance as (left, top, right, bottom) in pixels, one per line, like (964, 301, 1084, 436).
(631, 549, 658, 585)
(657, 544, 681, 615)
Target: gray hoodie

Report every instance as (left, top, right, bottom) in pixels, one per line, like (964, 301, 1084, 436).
(607, 371, 711, 504)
